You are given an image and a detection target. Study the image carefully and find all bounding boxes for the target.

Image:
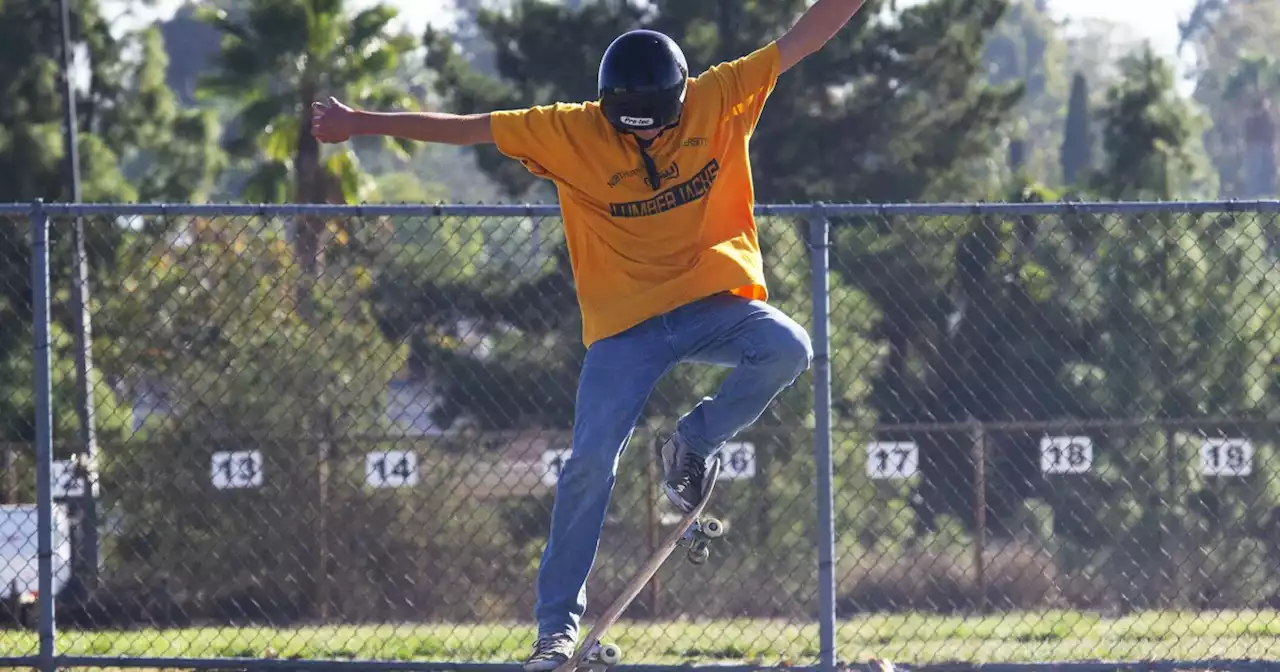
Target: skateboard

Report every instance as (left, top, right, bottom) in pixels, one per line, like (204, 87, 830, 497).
(553, 465, 724, 671)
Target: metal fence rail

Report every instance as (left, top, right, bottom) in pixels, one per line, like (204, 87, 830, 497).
(2, 199, 1280, 672)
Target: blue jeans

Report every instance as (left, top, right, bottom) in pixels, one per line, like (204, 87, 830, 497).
(534, 293, 813, 639)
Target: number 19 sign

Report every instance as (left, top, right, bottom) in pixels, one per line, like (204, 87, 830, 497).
(1201, 438, 1253, 477)
(866, 442, 918, 480)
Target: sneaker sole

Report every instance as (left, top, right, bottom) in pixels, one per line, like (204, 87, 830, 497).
(523, 660, 567, 672)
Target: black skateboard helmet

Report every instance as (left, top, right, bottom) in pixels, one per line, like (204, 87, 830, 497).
(597, 29, 689, 134)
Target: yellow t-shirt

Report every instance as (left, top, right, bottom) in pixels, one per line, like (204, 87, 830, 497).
(490, 42, 781, 347)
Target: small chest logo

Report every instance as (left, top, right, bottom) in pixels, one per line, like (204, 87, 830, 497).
(608, 159, 721, 218)
(609, 162, 680, 188)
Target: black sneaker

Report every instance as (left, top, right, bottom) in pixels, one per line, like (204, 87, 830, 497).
(656, 432, 721, 513)
(523, 633, 575, 672)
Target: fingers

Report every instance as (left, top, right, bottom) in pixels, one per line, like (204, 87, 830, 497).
(309, 97, 344, 142)
(310, 109, 328, 140)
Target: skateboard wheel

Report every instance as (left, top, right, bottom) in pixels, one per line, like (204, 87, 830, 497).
(688, 544, 710, 565)
(702, 518, 724, 538)
(598, 643, 622, 665)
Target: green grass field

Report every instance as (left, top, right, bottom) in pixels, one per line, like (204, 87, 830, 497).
(3, 611, 1279, 666)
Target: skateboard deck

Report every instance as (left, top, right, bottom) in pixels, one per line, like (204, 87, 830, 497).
(554, 471, 723, 671)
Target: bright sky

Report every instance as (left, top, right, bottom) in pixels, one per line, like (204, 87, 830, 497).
(106, 0, 1199, 75)
(1043, 0, 1198, 59)
(343, 0, 1201, 64)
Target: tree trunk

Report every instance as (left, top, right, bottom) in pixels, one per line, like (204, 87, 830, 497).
(717, 0, 738, 57)
(294, 84, 324, 279)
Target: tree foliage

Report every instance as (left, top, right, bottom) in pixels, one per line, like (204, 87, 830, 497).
(0, 0, 223, 449)
(982, 0, 1070, 184)
(425, 0, 1022, 203)
(1183, 0, 1280, 198)
(93, 218, 413, 617)
(196, 0, 420, 205)
(837, 46, 1252, 565)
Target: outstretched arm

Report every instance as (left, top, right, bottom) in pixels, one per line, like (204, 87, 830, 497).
(775, 0, 867, 73)
(311, 97, 493, 145)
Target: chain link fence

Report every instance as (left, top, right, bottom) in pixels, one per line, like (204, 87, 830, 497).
(1, 200, 1280, 671)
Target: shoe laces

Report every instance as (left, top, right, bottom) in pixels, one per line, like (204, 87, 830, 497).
(680, 452, 706, 487)
(534, 634, 572, 656)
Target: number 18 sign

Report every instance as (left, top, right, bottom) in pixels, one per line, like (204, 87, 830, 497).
(1040, 436, 1093, 474)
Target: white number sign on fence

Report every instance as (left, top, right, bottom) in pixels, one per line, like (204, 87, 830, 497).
(211, 451, 263, 489)
(1040, 436, 1093, 474)
(366, 451, 419, 488)
(719, 442, 756, 480)
(1201, 438, 1253, 477)
(866, 442, 919, 480)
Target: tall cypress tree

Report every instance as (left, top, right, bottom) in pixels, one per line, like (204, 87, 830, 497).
(1060, 72, 1094, 186)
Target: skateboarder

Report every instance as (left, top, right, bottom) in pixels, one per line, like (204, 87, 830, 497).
(311, 1, 866, 668)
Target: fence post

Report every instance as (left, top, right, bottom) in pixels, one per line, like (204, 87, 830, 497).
(808, 203, 837, 672)
(30, 199, 56, 672)
(70, 208, 101, 593)
(971, 419, 987, 613)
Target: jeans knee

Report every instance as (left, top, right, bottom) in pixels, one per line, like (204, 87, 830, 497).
(558, 452, 619, 488)
(785, 326, 814, 377)
(760, 318, 813, 380)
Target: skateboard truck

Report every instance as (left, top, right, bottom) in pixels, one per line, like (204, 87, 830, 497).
(577, 641, 623, 669)
(677, 516, 724, 565)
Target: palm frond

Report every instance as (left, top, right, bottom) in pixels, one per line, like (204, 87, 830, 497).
(195, 5, 252, 44)
(382, 136, 414, 163)
(261, 114, 302, 162)
(348, 5, 400, 50)
(241, 160, 293, 204)
(325, 148, 375, 203)
(220, 95, 293, 158)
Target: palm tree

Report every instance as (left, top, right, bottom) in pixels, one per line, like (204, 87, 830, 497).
(193, 3, 419, 614)
(197, 0, 418, 275)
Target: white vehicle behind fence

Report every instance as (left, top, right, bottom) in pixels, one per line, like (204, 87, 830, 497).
(0, 504, 71, 614)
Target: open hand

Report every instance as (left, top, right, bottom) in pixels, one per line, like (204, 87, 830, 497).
(311, 96, 357, 143)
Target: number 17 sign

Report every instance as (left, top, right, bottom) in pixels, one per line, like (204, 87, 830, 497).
(866, 441, 918, 480)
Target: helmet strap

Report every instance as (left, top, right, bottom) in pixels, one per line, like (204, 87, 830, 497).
(631, 115, 680, 191)
(634, 136, 662, 191)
